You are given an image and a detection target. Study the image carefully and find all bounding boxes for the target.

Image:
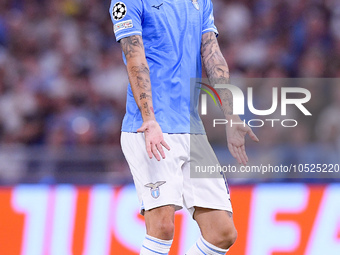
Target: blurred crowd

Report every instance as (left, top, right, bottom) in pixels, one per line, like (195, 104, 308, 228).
(0, 0, 339, 182)
(0, 0, 126, 147)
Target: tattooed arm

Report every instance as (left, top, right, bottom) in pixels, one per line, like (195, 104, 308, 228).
(121, 35, 154, 120)
(121, 35, 170, 160)
(201, 32, 233, 116)
(201, 32, 259, 165)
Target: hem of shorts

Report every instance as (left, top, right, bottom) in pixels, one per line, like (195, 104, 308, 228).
(187, 203, 233, 217)
(140, 200, 183, 215)
(121, 129, 205, 135)
(121, 122, 205, 134)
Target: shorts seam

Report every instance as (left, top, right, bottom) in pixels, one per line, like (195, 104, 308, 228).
(142, 200, 183, 211)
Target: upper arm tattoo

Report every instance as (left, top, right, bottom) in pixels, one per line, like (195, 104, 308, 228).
(121, 35, 144, 59)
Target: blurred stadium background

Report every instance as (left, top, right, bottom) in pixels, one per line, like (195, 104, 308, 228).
(0, 0, 339, 254)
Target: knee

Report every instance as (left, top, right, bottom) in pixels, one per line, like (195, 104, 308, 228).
(213, 225, 238, 249)
(159, 219, 175, 240)
(152, 218, 174, 240)
(146, 214, 174, 240)
(145, 205, 176, 240)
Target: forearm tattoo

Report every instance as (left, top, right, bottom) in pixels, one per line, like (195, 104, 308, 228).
(143, 102, 151, 116)
(129, 64, 151, 92)
(140, 92, 151, 100)
(121, 35, 154, 117)
(201, 32, 233, 116)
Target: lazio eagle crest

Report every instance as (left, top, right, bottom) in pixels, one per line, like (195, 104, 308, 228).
(144, 181, 166, 199)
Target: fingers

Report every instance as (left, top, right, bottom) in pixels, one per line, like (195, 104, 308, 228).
(228, 143, 237, 159)
(156, 143, 165, 159)
(151, 143, 161, 161)
(228, 143, 242, 165)
(146, 141, 153, 159)
(232, 127, 257, 165)
(138, 121, 171, 161)
(161, 140, 170, 151)
(237, 146, 248, 165)
(234, 148, 242, 165)
(229, 143, 249, 165)
(241, 145, 249, 162)
(248, 129, 260, 143)
(147, 140, 170, 161)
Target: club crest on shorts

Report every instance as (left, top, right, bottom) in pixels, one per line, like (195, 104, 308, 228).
(144, 181, 166, 199)
(191, 0, 199, 10)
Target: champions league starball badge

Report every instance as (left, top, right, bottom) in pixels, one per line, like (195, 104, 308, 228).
(112, 2, 127, 21)
(192, 0, 199, 10)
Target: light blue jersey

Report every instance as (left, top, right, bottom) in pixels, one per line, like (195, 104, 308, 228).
(109, 0, 218, 134)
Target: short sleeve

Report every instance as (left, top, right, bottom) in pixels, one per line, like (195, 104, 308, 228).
(202, 0, 218, 35)
(109, 0, 143, 42)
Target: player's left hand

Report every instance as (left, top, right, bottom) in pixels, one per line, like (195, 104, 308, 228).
(226, 116, 259, 165)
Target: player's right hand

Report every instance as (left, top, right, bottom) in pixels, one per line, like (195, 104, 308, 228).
(137, 120, 170, 161)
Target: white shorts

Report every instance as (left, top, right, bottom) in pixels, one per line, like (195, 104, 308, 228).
(121, 132, 232, 216)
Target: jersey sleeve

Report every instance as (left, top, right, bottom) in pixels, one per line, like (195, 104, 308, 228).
(109, 0, 143, 42)
(202, 0, 218, 35)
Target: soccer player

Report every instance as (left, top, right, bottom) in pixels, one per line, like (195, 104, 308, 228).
(109, 0, 259, 254)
